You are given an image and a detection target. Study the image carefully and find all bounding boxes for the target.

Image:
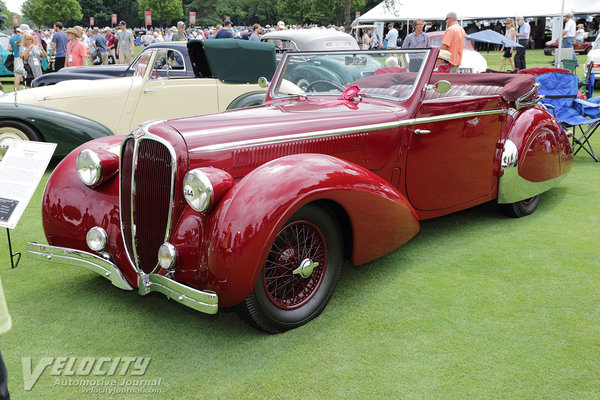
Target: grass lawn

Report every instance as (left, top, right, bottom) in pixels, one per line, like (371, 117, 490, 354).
(0, 48, 599, 399)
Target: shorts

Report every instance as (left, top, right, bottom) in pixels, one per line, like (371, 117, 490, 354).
(13, 57, 23, 77)
(502, 47, 513, 58)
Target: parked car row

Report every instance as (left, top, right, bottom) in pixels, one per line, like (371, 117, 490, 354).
(0, 39, 276, 157)
(24, 41, 572, 332)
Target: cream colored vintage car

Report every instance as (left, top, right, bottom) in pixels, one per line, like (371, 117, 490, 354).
(584, 36, 600, 86)
(0, 39, 276, 151)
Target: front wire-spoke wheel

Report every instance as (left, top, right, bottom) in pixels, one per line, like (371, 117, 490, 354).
(236, 204, 342, 333)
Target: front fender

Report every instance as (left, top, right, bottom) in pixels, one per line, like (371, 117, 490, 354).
(206, 154, 420, 307)
(0, 102, 113, 156)
(498, 106, 573, 203)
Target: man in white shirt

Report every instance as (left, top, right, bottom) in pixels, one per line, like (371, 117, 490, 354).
(385, 23, 399, 48)
(562, 13, 578, 66)
(515, 17, 530, 70)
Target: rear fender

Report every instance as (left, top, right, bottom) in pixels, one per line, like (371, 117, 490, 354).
(498, 107, 573, 203)
(206, 154, 420, 307)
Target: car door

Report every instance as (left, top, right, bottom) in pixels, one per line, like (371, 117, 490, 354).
(128, 48, 219, 132)
(404, 94, 506, 212)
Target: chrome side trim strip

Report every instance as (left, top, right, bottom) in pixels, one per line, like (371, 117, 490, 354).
(138, 273, 218, 314)
(26, 242, 133, 291)
(189, 109, 509, 154)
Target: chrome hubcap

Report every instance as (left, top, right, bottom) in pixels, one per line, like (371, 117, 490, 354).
(293, 258, 319, 279)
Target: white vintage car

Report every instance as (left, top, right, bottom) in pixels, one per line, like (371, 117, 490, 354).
(261, 29, 360, 51)
(0, 39, 276, 140)
(584, 36, 600, 85)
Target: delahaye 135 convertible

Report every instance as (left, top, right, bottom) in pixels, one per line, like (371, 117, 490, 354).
(28, 48, 573, 333)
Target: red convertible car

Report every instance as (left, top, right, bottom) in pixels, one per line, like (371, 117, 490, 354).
(28, 48, 573, 333)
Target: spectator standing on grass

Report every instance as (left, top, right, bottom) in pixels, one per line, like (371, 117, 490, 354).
(515, 16, 530, 70)
(562, 13, 578, 66)
(65, 27, 87, 67)
(8, 26, 27, 91)
(116, 21, 134, 64)
(105, 28, 116, 63)
(576, 24, 585, 42)
(21, 31, 47, 86)
(50, 22, 67, 71)
(402, 19, 430, 72)
(92, 27, 108, 65)
(172, 21, 188, 41)
(216, 20, 234, 38)
(385, 23, 399, 48)
(499, 18, 516, 71)
(438, 12, 465, 73)
(249, 24, 262, 41)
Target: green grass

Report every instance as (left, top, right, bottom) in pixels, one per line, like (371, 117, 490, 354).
(1, 49, 599, 399)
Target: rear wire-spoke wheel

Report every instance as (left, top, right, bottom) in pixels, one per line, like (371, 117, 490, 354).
(236, 205, 342, 333)
(500, 195, 540, 218)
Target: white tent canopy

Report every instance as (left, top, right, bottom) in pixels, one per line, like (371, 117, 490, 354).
(354, 0, 600, 23)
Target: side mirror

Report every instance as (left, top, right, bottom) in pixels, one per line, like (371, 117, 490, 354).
(434, 80, 451, 94)
(258, 76, 269, 89)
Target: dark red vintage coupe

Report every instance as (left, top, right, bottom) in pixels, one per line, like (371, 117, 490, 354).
(28, 48, 573, 333)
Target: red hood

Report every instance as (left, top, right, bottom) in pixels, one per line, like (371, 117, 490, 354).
(165, 98, 407, 155)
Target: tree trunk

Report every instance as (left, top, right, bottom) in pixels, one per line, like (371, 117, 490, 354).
(343, 0, 350, 32)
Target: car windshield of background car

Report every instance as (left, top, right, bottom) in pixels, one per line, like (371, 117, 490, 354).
(272, 49, 429, 101)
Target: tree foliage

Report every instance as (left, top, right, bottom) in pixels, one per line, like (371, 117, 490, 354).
(137, 0, 183, 27)
(22, 0, 82, 27)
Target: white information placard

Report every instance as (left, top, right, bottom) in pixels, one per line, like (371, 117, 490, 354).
(0, 141, 56, 229)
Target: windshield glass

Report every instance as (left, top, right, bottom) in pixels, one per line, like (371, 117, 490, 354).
(271, 49, 429, 101)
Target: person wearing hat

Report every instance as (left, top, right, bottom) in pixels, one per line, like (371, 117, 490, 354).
(65, 27, 86, 67)
(436, 49, 452, 73)
(116, 20, 134, 64)
(276, 21, 286, 31)
(439, 12, 465, 72)
(172, 21, 188, 41)
(576, 23, 585, 43)
(216, 19, 233, 38)
(49, 21, 68, 72)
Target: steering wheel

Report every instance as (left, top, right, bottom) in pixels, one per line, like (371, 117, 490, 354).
(305, 80, 345, 92)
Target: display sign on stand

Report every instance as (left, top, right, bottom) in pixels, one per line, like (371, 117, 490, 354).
(0, 141, 56, 268)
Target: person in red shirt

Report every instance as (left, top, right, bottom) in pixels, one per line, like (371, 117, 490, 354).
(65, 27, 86, 67)
(439, 11, 466, 72)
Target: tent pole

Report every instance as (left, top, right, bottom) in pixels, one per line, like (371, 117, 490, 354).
(555, 0, 565, 67)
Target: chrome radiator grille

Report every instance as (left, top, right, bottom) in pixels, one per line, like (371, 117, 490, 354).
(120, 135, 175, 274)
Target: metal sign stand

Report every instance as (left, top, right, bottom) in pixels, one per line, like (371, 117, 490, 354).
(6, 228, 20, 269)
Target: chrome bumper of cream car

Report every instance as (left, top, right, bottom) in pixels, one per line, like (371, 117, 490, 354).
(26, 242, 219, 315)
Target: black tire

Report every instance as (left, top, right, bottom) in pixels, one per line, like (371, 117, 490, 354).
(585, 46, 591, 55)
(236, 204, 343, 333)
(544, 48, 555, 56)
(500, 195, 540, 218)
(0, 120, 42, 158)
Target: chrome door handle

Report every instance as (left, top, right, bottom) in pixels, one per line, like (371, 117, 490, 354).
(143, 89, 154, 93)
(414, 129, 431, 135)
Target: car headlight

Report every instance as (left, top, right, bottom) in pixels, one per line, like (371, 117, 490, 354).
(183, 168, 234, 213)
(86, 226, 108, 252)
(183, 170, 214, 212)
(76, 149, 103, 186)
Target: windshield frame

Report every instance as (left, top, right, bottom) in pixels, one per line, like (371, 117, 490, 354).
(268, 48, 431, 102)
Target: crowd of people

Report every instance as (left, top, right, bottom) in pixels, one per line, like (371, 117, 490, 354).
(5, 12, 599, 93)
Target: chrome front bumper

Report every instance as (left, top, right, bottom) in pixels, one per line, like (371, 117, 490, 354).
(27, 242, 218, 315)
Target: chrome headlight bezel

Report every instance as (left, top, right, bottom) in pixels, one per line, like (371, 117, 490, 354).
(76, 149, 103, 186)
(183, 169, 214, 212)
(86, 226, 108, 252)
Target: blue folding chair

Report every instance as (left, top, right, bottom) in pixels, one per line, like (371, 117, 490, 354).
(537, 72, 600, 161)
